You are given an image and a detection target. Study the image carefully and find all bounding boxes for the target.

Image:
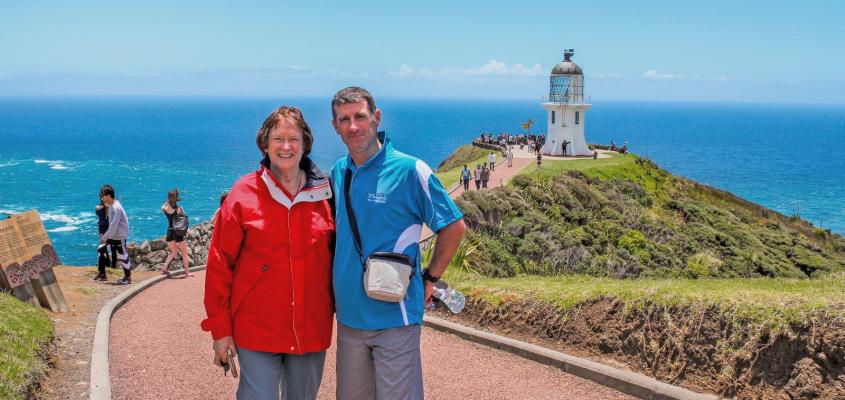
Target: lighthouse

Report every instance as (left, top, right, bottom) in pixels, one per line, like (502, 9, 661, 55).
(540, 49, 592, 156)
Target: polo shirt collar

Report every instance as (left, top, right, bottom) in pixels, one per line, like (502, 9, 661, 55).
(346, 131, 391, 172)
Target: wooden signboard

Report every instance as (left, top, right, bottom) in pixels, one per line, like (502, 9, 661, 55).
(0, 210, 69, 312)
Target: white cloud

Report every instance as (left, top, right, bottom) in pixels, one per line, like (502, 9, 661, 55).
(390, 64, 415, 78)
(644, 69, 680, 80)
(588, 73, 624, 80)
(390, 59, 545, 80)
(289, 65, 308, 71)
(644, 69, 727, 81)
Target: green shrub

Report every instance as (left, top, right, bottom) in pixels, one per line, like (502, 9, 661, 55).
(686, 252, 723, 278)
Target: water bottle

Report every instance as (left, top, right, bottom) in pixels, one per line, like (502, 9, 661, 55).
(432, 283, 465, 314)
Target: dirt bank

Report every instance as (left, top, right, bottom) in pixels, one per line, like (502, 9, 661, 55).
(434, 296, 845, 399)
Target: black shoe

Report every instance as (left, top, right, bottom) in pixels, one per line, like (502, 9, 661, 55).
(91, 275, 107, 282)
(115, 277, 132, 285)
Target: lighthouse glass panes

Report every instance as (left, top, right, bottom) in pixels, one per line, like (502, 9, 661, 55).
(549, 75, 584, 104)
(549, 75, 572, 103)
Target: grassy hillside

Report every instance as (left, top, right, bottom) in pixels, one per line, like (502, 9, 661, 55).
(454, 153, 845, 279)
(426, 150, 845, 398)
(435, 144, 492, 189)
(0, 293, 54, 400)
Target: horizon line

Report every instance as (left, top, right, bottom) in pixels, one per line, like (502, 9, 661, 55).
(1, 94, 844, 107)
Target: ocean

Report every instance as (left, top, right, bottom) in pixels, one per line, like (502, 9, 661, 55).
(1, 97, 843, 266)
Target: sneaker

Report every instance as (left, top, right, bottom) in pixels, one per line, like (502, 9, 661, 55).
(115, 277, 132, 285)
(90, 275, 107, 282)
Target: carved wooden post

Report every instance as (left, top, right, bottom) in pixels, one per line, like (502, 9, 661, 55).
(0, 211, 68, 312)
(0, 262, 40, 307)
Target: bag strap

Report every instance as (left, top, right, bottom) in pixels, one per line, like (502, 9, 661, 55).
(343, 169, 366, 268)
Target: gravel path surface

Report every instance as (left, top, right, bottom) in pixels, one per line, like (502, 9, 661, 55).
(109, 271, 633, 399)
(38, 266, 158, 400)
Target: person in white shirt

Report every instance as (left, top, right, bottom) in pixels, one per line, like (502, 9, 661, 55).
(473, 164, 482, 190)
(506, 147, 514, 167)
(99, 184, 132, 285)
(487, 152, 496, 171)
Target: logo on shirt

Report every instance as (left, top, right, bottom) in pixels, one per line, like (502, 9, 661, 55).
(368, 192, 388, 204)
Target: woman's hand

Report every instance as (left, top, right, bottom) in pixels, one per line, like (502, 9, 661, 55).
(212, 336, 237, 367)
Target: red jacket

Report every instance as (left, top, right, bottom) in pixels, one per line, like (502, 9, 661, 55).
(201, 157, 335, 354)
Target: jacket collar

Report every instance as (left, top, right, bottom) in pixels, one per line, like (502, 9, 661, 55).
(259, 155, 332, 208)
(260, 155, 330, 190)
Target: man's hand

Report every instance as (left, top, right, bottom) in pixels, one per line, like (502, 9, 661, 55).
(212, 336, 237, 367)
(422, 219, 466, 308)
(424, 281, 434, 307)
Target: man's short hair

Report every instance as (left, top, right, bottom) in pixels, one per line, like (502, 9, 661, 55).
(255, 106, 314, 158)
(331, 86, 377, 120)
(100, 184, 115, 199)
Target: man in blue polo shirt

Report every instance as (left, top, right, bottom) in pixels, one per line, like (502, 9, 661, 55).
(330, 86, 466, 400)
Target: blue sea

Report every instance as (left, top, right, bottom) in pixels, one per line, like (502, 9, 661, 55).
(1, 98, 843, 266)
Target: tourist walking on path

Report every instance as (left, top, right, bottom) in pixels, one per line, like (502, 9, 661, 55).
(480, 165, 490, 189)
(506, 147, 513, 167)
(330, 86, 466, 400)
(202, 106, 335, 400)
(461, 165, 471, 191)
(473, 164, 482, 190)
(536, 151, 543, 169)
(99, 184, 132, 285)
(160, 188, 193, 278)
(487, 152, 496, 171)
(92, 200, 109, 282)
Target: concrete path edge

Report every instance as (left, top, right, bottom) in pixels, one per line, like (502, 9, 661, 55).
(89, 265, 207, 400)
(423, 316, 719, 400)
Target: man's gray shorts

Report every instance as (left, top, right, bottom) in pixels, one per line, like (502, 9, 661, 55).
(236, 347, 326, 400)
(336, 323, 423, 400)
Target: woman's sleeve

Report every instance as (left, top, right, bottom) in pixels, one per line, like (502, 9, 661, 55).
(200, 199, 244, 340)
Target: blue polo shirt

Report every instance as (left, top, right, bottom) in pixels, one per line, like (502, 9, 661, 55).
(331, 132, 463, 330)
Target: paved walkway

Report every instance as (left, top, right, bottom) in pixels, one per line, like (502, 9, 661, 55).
(109, 146, 633, 399)
(109, 271, 633, 399)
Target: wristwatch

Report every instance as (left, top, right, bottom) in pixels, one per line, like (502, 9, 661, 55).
(422, 268, 440, 283)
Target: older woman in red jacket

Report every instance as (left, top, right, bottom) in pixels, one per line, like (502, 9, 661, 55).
(202, 106, 334, 400)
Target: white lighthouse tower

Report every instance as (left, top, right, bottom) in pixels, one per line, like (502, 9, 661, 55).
(540, 49, 592, 156)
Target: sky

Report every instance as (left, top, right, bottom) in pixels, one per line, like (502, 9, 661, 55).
(2, 1, 844, 103)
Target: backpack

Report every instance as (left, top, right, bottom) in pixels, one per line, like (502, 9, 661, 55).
(172, 207, 189, 237)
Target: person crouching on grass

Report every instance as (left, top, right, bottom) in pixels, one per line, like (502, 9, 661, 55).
(202, 106, 335, 400)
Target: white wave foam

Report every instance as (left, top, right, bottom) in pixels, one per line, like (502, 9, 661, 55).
(40, 212, 90, 225)
(0, 207, 24, 216)
(39, 211, 95, 234)
(47, 226, 78, 233)
(34, 159, 75, 171)
(0, 161, 20, 168)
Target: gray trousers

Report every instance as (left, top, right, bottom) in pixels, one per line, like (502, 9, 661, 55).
(336, 323, 423, 400)
(236, 348, 326, 400)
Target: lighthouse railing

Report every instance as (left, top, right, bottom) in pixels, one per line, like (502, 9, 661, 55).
(541, 94, 589, 104)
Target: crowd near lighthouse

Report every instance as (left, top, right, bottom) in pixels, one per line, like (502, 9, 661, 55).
(541, 49, 592, 156)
